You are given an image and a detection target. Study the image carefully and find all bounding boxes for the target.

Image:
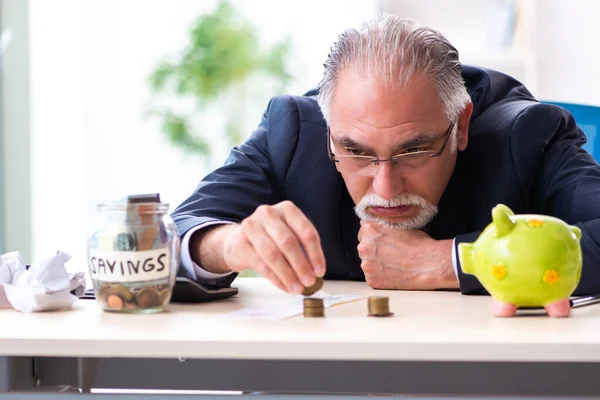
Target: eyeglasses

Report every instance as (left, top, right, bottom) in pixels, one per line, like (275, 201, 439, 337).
(327, 120, 456, 176)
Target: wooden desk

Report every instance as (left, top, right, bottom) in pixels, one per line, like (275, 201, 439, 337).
(2, 278, 600, 397)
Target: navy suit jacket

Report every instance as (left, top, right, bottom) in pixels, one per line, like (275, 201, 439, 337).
(172, 65, 600, 295)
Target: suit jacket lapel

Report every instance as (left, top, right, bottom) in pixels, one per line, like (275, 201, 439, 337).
(426, 155, 470, 240)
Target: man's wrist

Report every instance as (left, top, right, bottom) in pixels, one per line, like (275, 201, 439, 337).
(438, 239, 459, 289)
(190, 224, 236, 274)
(408, 238, 458, 290)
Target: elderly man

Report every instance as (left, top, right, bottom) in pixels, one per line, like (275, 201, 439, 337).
(171, 14, 600, 315)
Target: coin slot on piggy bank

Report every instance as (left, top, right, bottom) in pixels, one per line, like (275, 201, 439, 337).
(87, 194, 180, 313)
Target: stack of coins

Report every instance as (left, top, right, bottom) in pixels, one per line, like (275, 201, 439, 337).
(301, 276, 324, 296)
(303, 297, 325, 317)
(368, 296, 393, 317)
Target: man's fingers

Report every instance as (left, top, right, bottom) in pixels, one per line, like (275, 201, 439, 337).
(233, 233, 289, 293)
(255, 262, 288, 293)
(262, 215, 316, 288)
(277, 202, 326, 277)
(241, 217, 303, 294)
(235, 201, 327, 294)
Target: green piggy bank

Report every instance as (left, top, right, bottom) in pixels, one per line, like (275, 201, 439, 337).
(458, 204, 582, 317)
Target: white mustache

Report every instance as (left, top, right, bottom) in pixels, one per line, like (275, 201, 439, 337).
(354, 193, 438, 230)
(358, 193, 430, 208)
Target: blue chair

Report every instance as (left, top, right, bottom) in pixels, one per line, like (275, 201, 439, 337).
(544, 101, 600, 161)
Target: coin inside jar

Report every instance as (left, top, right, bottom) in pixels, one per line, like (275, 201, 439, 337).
(98, 283, 114, 300)
(301, 276, 324, 296)
(136, 286, 160, 309)
(106, 294, 124, 310)
(99, 283, 134, 303)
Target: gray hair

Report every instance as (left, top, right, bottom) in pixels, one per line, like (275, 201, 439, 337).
(317, 14, 471, 124)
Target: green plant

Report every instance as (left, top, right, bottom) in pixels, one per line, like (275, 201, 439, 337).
(148, 0, 291, 155)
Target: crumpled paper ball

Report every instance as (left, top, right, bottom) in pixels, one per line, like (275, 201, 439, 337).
(0, 251, 85, 312)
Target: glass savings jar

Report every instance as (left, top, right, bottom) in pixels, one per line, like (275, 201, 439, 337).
(87, 194, 180, 313)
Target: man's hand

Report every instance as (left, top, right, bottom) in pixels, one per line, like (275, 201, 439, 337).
(357, 221, 458, 290)
(194, 201, 326, 294)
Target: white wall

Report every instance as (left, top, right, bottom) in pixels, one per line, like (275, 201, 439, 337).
(2, 0, 32, 258)
(29, 0, 88, 270)
(27, 0, 377, 271)
(379, 0, 600, 107)
(533, 0, 600, 106)
(379, 0, 533, 87)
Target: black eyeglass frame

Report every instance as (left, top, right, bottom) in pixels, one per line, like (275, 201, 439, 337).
(327, 120, 457, 167)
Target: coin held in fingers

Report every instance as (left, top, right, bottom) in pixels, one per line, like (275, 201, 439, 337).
(301, 276, 324, 296)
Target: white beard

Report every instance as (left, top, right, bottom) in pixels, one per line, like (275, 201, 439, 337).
(354, 193, 438, 229)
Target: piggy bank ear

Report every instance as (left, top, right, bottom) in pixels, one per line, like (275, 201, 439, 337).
(492, 204, 515, 237)
(571, 226, 582, 241)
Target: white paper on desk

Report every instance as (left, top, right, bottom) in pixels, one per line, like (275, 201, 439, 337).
(0, 251, 86, 312)
(222, 291, 364, 321)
